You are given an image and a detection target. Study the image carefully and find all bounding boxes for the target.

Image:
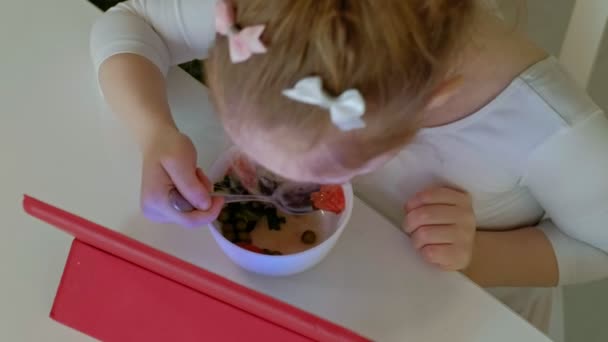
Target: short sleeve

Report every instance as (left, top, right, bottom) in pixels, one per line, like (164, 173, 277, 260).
(523, 111, 608, 285)
(90, 0, 216, 76)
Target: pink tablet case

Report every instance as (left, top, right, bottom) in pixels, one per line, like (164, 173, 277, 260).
(23, 195, 369, 342)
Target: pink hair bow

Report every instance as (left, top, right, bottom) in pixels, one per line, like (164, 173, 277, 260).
(215, 1, 267, 63)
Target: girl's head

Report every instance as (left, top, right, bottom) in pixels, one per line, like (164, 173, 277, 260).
(207, 0, 476, 184)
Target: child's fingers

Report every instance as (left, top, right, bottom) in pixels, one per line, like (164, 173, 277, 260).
(403, 205, 461, 234)
(410, 225, 456, 250)
(167, 196, 225, 229)
(405, 187, 469, 212)
(421, 244, 456, 270)
(196, 167, 214, 192)
(163, 159, 211, 211)
(421, 244, 469, 271)
(141, 206, 171, 224)
(141, 187, 224, 228)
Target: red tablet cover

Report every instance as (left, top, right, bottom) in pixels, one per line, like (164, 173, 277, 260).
(23, 195, 369, 342)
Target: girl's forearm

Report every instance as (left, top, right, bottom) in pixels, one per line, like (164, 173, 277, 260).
(98, 53, 178, 150)
(463, 227, 559, 287)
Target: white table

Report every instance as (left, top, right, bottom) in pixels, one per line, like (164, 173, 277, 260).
(0, 1, 551, 341)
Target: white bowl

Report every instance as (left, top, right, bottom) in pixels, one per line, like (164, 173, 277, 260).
(207, 147, 354, 277)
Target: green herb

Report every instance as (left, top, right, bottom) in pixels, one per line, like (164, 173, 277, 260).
(265, 207, 282, 231)
(246, 221, 257, 233)
(235, 220, 248, 232)
(235, 208, 262, 222)
(214, 175, 232, 193)
(218, 211, 231, 223)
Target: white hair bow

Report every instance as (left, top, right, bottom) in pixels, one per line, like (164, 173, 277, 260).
(282, 77, 366, 131)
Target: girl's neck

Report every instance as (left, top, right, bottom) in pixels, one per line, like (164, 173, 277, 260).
(421, 12, 548, 128)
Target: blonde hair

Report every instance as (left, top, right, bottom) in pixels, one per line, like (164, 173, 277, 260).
(206, 0, 476, 169)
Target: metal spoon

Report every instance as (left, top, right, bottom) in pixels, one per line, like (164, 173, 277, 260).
(168, 183, 320, 215)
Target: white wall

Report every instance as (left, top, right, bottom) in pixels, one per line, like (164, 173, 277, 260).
(496, 0, 575, 55)
(498, 1, 608, 341)
(588, 22, 608, 110)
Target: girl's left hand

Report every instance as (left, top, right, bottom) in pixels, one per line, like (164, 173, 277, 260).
(403, 187, 476, 271)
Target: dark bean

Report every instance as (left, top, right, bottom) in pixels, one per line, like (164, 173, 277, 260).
(301, 230, 317, 245)
(223, 231, 236, 242)
(271, 251, 283, 256)
(237, 232, 251, 244)
(221, 224, 234, 235)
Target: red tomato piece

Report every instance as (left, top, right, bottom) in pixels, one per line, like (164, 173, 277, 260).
(236, 243, 264, 254)
(311, 185, 345, 214)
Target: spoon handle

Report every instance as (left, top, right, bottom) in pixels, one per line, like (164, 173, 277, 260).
(169, 188, 275, 213)
(210, 192, 275, 205)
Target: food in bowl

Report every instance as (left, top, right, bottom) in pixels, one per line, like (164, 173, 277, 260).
(213, 155, 345, 256)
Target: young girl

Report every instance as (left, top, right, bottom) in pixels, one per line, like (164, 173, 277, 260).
(91, 0, 608, 339)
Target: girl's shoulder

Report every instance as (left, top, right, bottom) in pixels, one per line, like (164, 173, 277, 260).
(517, 56, 602, 128)
(419, 56, 603, 140)
(92, 0, 217, 74)
(415, 55, 605, 179)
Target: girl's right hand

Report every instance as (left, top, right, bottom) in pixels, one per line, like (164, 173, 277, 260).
(140, 126, 224, 228)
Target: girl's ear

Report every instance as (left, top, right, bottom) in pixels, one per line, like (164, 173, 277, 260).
(424, 75, 464, 110)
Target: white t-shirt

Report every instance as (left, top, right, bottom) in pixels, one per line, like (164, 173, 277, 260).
(90, 1, 608, 339)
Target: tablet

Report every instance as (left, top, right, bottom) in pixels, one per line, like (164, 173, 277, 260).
(23, 195, 368, 342)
